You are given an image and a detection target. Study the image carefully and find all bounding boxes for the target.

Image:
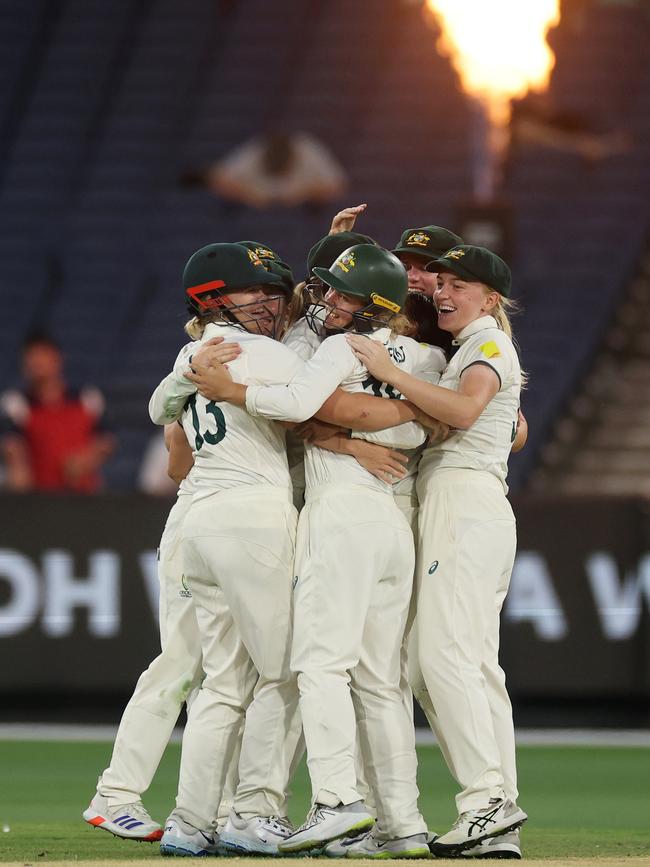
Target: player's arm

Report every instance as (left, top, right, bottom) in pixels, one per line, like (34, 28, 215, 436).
(167, 422, 194, 484)
(302, 423, 409, 485)
(186, 338, 355, 423)
(149, 338, 239, 424)
(347, 335, 499, 430)
(315, 388, 419, 430)
(511, 409, 528, 453)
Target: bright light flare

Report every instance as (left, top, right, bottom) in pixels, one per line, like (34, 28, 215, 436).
(425, 0, 560, 127)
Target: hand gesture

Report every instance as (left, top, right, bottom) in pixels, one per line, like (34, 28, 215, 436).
(329, 203, 367, 234)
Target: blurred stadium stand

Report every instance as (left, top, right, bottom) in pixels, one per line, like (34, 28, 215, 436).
(0, 0, 648, 492)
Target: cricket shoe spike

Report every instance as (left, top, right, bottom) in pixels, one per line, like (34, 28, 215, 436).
(461, 828, 522, 859)
(346, 831, 431, 859)
(218, 811, 294, 855)
(159, 815, 218, 857)
(278, 800, 374, 854)
(82, 793, 162, 841)
(431, 799, 527, 857)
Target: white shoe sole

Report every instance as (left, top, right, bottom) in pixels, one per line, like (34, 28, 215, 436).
(160, 841, 212, 857)
(82, 807, 162, 842)
(279, 816, 374, 854)
(432, 808, 527, 857)
(218, 832, 283, 855)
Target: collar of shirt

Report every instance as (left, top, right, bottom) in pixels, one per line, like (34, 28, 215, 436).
(369, 326, 392, 345)
(450, 315, 499, 354)
(203, 320, 248, 341)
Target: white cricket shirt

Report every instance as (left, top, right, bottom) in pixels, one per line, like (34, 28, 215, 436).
(418, 315, 521, 493)
(248, 327, 444, 494)
(149, 322, 304, 495)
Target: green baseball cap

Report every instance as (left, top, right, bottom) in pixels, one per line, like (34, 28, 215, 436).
(427, 245, 512, 297)
(392, 225, 464, 262)
(238, 240, 294, 294)
(313, 244, 408, 312)
(183, 242, 285, 316)
(307, 231, 376, 276)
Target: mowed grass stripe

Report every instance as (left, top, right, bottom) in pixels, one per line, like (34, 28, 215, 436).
(0, 742, 648, 861)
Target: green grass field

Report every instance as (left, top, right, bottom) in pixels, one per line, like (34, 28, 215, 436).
(0, 740, 648, 863)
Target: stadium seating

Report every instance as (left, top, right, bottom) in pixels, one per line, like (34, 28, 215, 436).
(0, 0, 647, 490)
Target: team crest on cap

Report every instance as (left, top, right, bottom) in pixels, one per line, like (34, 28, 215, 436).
(406, 232, 430, 247)
(336, 251, 356, 273)
(247, 249, 263, 266)
(254, 246, 275, 259)
(445, 249, 466, 260)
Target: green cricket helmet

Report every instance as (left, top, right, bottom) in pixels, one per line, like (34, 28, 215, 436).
(311, 244, 408, 334)
(237, 240, 295, 295)
(183, 242, 288, 338)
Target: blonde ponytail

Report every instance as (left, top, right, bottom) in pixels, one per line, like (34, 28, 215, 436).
(488, 292, 528, 387)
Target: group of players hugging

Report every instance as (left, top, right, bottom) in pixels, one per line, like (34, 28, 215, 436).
(82, 203, 529, 860)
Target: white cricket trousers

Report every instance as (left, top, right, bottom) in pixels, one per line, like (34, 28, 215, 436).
(174, 485, 301, 831)
(97, 495, 206, 806)
(415, 467, 518, 813)
(292, 484, 427, 840)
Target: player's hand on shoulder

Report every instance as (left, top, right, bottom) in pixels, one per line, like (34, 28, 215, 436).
(185, 356, 234, 401)
(346, 333, 396, 383)
(192, 336, 241, 369)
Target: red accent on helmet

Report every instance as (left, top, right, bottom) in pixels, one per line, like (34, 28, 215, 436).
(186, 279, 230, 310)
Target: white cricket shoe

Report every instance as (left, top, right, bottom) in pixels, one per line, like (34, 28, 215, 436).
(346, 831, 430, 859)
(461, 828, 522, 859)
(159, 815, 218, 857)
(278, 801, 374, 854)
(218, 811, 294, 855)
(431, 799, 527, 857)
(82, 793, 162, 841)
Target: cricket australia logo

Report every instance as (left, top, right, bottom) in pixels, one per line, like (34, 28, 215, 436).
(247, 249, 263, 267)
(179, 574, 192, 598)
(336, 251, 356, 273)
(406, 232, 430, 247)
(445, 249, 465, 260)
(255, 246, 275, 259)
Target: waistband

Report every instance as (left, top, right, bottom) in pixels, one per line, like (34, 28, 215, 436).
(418, 467, 505, 493)
(305, 482, 393, 505)
(191, 484, 293, 507)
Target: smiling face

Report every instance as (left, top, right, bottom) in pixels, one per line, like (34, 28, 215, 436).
(224, 285, 286, 338)
(322, 287, 365, 331)
(397, 253, 438, 298)
(433, 270, 499, 336)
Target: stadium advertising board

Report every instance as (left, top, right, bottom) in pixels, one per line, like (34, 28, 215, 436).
(0, 494, 648, 697)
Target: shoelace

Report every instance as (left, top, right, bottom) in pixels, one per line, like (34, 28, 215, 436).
(296, 804, 330, 832)
(267, 816, 294, 835)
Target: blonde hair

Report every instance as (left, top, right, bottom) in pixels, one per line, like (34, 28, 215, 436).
(485, 290, 528, 386)
(284, 281, 307, 333)
(184, 312, 229, 340)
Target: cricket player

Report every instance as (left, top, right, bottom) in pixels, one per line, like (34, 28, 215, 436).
(187, 244, 443, 858)
(82, 242, 297, 845)
(82, 424, 206, 841)
(347, 245, 528, 858)
(149, 242, 427, 857)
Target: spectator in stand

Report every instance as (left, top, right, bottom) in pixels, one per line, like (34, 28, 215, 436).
(184, 129, 347, 209)
(0, 332, 114, 493)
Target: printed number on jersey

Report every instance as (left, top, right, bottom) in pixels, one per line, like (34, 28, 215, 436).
(186, 394, 227, 450)
(362, 375, 402, 400)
